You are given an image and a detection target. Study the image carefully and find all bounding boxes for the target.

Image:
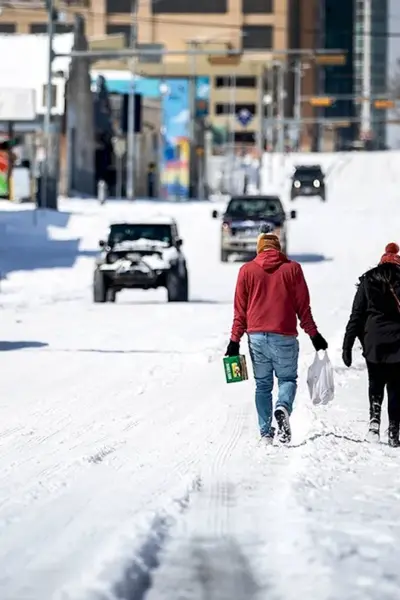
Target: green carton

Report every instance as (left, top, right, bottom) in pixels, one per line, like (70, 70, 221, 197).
(223, 355, 249, 384)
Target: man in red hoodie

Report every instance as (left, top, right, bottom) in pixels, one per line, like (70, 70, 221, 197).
(225, 224, 327, 444)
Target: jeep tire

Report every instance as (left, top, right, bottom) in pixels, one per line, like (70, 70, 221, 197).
(106, 287, 116, 303)
(221, 249, 229, 262)
(167, 270, 189, 302)
(93, 270, 107, 303)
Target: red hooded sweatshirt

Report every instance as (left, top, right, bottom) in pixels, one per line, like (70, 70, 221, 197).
(230, 250, 318, 342)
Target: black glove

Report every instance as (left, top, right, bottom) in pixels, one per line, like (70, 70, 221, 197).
(342, 348, 352, 367)
(225, 340, 240, 356)
(311, 332, 328, 352)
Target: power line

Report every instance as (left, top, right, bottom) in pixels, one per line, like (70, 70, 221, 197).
(0, 5, 394, 38)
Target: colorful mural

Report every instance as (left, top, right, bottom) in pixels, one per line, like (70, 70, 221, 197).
(92, 73, 210, 199)
(0, 152, 9, 196)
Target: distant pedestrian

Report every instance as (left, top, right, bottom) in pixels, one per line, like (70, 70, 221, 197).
(225, 225, 327, 444)
(343, 243, 400, 447)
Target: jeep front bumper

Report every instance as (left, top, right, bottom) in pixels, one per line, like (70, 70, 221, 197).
(99, 262, 165, 288)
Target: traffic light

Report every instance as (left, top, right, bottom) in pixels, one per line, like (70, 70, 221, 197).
(120, 93, 142, 134)
(0, 137, 21, 151)
(309, 97, 334, 107)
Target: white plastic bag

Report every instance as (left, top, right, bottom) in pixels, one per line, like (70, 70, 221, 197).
(307, 351, 335, 405)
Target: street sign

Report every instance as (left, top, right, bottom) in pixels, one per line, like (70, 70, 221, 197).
(112, 136, 126, 158)
(138, 43, 164, 64)
(374, 99, 395, 109)
(89, 34, 125, 52)
(0, 88, 36, 121)
(333, 121, 351, 128)
(309, 96, 334, 107)
(208, 54, 241, 65)
(236, 108, 253, 126)
(315, 54, 346, 66)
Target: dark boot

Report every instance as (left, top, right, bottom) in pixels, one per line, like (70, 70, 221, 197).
(366, 394, 383, 442)
(388, 421, 400, 447)
(274, 407, 291, 444)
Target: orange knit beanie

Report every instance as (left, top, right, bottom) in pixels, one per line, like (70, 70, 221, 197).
(256, 233, 281, 254)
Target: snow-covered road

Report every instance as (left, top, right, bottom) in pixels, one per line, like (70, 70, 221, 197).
(1, 152, 400, 599)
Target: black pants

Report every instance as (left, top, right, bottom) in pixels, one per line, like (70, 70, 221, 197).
(367, 362, 400, 423)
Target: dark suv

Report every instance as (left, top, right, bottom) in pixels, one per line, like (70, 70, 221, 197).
(291, 165, 326, 202)
(212, 195, 296, 262)
(93, 219, 189, 303)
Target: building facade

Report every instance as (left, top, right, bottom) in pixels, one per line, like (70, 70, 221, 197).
(0, 0, 292, 149)
(322, 0, 356, 148)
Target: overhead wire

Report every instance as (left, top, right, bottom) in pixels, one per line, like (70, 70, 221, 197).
(0, 4, 394, 38)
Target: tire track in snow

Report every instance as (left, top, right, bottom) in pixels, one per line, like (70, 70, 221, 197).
(142, 401, 266, 600)
(143, 389, 335, 599)
(110, 478, 202, 600)
(204, 399, 248, 536)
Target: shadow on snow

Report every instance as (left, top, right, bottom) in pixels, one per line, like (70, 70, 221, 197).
(289, 253, 333, 264)
(0, 208, 97, 278)
(233, 253, 333, 265)
(0, 341, 48, 351)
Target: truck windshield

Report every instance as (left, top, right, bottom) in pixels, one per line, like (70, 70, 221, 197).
(108, 224, 172, 246)
(294, 167, 323, 179)
(226, 197, 283, 218)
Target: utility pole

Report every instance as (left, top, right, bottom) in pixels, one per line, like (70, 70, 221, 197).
(42, 0, 55, 210)
(277, 61, 285, 154)
(188, 40, 197, 199)
(126, 0, 138, 200)
(361, 0, 372, 139)
(229, 72, 236, 194)
(267, 64, 274, 182)
(294, 58, 302, 150)
(257, 66, 264, 157)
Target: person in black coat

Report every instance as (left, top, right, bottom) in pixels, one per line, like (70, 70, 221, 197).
(342, 243, 400, 447)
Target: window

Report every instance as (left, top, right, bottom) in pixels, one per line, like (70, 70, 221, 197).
(243, 0, 273, 14)
(234, 131, 256, 144)
(108, 223, 173, 246)
(215, 76, 257, 88)
(106, 24, 132, 46)
(30, 23, 73, 33)
(242, 25, 273, 50)
(106, 0, 131, 14)
(151, 0, 227, 13)
(0, 23, 16, 33)
(215, 102, 257, 115)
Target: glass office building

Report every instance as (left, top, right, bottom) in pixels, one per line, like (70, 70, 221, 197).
(322, 0, 388, 147)
(354, 0, 388, 146)
(323, 0, 356, 146)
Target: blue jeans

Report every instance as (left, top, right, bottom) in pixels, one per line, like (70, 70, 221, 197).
(248, 333, 299, 437)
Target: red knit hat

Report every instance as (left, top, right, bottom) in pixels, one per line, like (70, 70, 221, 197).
(380, 243, 400, 265)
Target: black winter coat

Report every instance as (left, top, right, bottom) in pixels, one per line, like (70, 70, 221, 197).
(343, 263, 400, 363)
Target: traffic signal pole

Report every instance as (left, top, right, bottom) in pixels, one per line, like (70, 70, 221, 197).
(361, 0, 372, 138)
(42, 0, 55, 210)
(126, 0, 138, 201)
